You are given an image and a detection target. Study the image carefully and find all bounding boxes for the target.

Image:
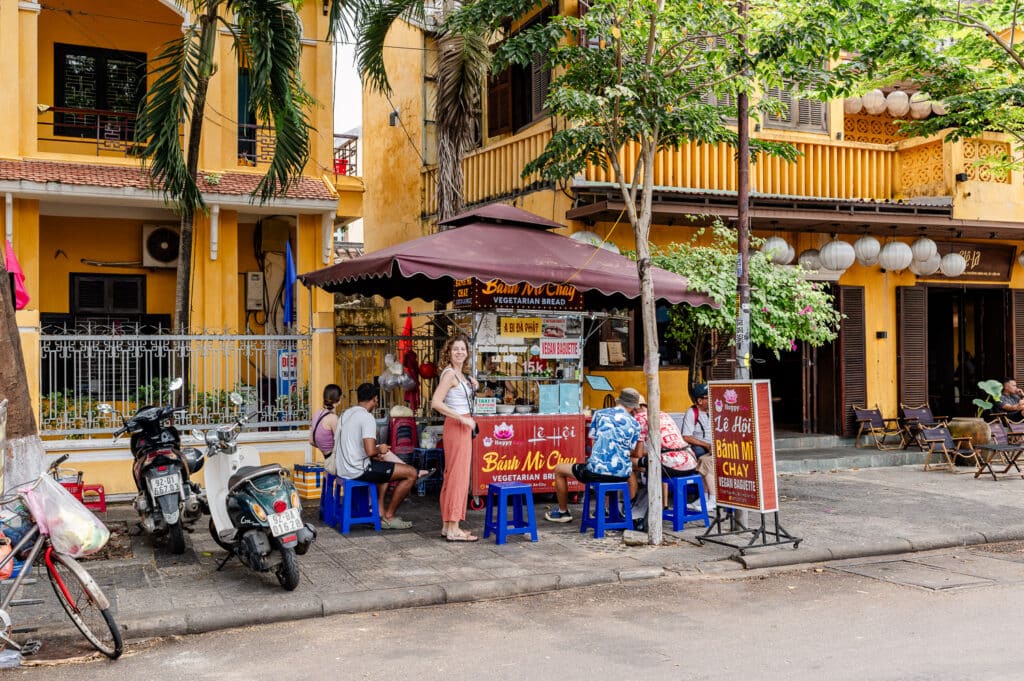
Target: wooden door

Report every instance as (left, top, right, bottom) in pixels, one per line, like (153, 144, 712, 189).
(837, 286, 866, 436)
(1008, 290, 1024, 381)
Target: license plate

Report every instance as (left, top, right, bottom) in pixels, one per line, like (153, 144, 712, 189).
(149, 474, 181, 497)
(268, 507, 303, 537)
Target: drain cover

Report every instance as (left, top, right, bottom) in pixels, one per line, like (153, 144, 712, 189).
(835, 560, 993, 590)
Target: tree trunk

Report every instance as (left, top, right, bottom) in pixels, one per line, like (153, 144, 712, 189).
(0, 259, 44, 494)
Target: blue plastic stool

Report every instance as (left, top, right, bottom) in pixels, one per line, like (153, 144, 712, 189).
(662, 474, 710, 531)
(580, 481, 633, 538)
(319, 472, 339, 526)
(482, 482, 538, 544)
(339, 478, 382, 534)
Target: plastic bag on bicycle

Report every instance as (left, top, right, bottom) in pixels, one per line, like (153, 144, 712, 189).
(20, 475, 109, 558)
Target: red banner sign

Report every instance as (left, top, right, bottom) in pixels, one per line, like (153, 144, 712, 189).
(453, 277, 584, 311)
(708, 380, 778, 513)
(470, 415, 586, 495)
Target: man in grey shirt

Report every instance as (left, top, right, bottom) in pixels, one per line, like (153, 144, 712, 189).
(330, 383, 418, 529)
(999, 378, 1024, 422)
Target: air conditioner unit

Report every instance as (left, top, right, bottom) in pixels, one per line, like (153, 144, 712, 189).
(142, 225, 180, 268)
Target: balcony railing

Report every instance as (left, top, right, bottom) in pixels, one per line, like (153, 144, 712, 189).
(420, 128, 979, 217)
(334, 133, 359, 177)
(36, 106, 162, 157)
(237, 123, 276, 166)
(39, 329, 311, 437)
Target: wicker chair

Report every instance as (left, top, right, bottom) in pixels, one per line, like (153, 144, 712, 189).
(853, 405, 906, 450)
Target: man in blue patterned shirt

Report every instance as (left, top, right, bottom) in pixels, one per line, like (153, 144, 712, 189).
(544, 388, 642, 523)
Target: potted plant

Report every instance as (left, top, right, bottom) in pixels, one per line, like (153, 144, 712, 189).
(972, 379, 1005, 418)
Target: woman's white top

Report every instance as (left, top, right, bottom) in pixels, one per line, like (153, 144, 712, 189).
(441, 367, 474, 415)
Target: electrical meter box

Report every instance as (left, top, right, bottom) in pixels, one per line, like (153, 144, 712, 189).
(245, 271, 264, 311)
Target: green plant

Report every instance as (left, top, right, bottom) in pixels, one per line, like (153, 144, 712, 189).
(973, 379, 1005, 417)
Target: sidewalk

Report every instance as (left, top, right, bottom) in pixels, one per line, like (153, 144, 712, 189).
(16, 448, 1024, 653)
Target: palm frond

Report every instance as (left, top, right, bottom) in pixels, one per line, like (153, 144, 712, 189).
(356, 0, 427, 95)
(326, 0, 366, 43)
(231, 0, 313, 203)
(135, 29, 204, 216)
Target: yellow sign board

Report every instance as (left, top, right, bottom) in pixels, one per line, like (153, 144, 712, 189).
(500, 317, 542, 337)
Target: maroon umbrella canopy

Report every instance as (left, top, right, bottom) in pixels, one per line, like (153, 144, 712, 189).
(300, 205, 716, 309)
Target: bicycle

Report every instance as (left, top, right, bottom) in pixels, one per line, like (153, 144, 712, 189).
(0, 454, 122, 659)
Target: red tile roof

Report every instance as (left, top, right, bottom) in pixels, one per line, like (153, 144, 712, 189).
(0, 159, 337, 202)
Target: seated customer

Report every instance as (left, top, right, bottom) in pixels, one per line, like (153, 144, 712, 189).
(679, 383, 716, 507)
(329, 383, 417, 530)
(544, 388, 642, 523)
(999, 378, 1024, 422)
(635, 399, 714, 511)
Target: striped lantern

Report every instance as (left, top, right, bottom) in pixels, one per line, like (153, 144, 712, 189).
(940, 252, 967, 277)
(798, 248, 821, 271)
(819, 238, 856, 271)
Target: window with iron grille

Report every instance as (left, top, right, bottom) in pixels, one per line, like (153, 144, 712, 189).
(54, 43, 146, 140)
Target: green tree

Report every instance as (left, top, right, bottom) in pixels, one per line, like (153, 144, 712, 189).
(136, 0, 318, 332)
(451, 0, 860, 542)
(836, 0, 1024, 173)
(648, 225, 842, 381)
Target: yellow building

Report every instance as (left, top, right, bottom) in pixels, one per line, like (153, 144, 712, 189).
(360, 2, 1024, 437)
(0, 0, 360, 493)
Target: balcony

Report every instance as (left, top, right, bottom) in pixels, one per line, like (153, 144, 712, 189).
(333, 133, 359, 178)
(36, 106, 152, 158)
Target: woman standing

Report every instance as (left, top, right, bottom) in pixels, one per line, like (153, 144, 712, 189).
(310, 384, 342, 459)
(430, 334, 479, 541)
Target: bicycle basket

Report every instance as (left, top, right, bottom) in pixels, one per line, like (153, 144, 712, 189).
(20, 475, 109, 558)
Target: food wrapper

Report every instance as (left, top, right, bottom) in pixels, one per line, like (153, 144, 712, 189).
(20, 475, 109, 558)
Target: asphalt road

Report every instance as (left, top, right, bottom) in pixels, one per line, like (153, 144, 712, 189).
(17, 546, 1024, 680)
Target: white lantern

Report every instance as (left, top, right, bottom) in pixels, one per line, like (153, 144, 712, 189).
(932, 100, 947, 116)
(843, 97, 863, 115)
(784, 243, 795, 265)
(940, 252, 967, 277)
(854, 235, 881, 267)
(910, 92, 931, 119)
(1018, 252, 1024, 269)
(878, 241, 913, 271)
(910, 236, 937, 262)
(797, 248, 821, 271)
(762, 236, 794, 265)
(819, 239, 856, 271)
(885, 90, 910, 117)
(862, 89, 887, 115)
(909, 253, 941, 276)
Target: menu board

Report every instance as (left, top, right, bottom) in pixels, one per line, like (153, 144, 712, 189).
(707, 380, 778, 513)
(470, 415, 586, 494)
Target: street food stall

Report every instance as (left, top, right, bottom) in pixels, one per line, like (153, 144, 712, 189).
(298, 204, 717, 506)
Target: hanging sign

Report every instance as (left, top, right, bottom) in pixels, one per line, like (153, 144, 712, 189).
(929, 242, 1015, 282)
(500, 317, 542, 337)
(453, 278, 583, 311)
(470, 415, 586, 494)
(708, 380, 778, 513)
(539, 339, 581, 359)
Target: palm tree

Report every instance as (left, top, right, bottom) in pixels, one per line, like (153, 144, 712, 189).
(354, 0, 489, 222)
(136, 0, 318, 332)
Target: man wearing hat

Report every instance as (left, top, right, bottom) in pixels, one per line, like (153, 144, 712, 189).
(681, 383, 716, 508)
(544, 388, 642, 523)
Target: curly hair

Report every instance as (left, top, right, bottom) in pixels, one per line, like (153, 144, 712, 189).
(438, 334, 471, 376)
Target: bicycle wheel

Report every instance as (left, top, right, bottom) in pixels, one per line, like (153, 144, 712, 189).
(45, 549, 123, 659)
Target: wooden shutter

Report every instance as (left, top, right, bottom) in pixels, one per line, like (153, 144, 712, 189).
(897, 286, 928, 407)
(531, 52, 550, 119)
(487, 66, 512, 137)
(1010, 290, 1024, 380)
(708, 330, 736, 380)
(797, 98, 827, 132)
(765, 85, 794, 125)
(838, 286, 867, 437)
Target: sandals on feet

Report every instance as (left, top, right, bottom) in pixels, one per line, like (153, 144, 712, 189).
(445, 530, 479, 542)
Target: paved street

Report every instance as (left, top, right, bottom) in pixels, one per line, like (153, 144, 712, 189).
(23, 542, 1024, 680)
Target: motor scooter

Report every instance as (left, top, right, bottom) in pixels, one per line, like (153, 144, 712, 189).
(99, 378, 206, 554)
(192, 393, 315, 590)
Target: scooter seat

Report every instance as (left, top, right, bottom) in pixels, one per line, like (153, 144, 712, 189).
(228, 463, 286, 493)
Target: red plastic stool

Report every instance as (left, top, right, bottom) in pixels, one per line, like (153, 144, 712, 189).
(81, 484, 107, 513)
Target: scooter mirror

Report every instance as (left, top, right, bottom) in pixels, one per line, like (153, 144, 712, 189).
(191, 428, 204, 440)
(97, 403, 113, 414)
(169, 377, 184, 392)
(229, 392, 244, 406)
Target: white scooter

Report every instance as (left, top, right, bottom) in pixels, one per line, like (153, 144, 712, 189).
(192, 393, 315, 590)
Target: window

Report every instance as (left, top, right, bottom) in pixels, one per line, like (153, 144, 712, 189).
(763, 83, 827, 133)
(238, 67, 258, 163)
(54, 43, 146, 140)
(486, 8, 553, 137)
(71, 274, 145, 317)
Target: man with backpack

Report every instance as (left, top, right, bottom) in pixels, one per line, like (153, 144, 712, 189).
(680, 383, 716, 509)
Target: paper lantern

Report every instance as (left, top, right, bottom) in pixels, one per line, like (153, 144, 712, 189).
(878, 241, 912, 271)
(932, 100, 947, 116)
(854, 235, 881, 267)
(910, 236, 937, 262)
(819, 239, 855, 271)
(910, 92, 931, 119)
(1018, 252, 1024, 268)
(909, 253, 941, 276)
(843, 97, 863, 115)
(797, 248, 821, 271)
(862, 89, 886, 115)
(762, 237, 793, 265)
(940, 252, 967, 277)
(885, 90, 910, 117)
